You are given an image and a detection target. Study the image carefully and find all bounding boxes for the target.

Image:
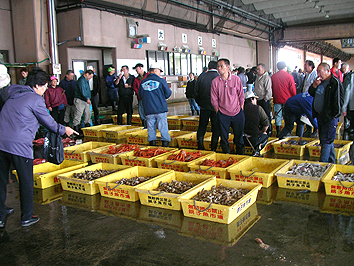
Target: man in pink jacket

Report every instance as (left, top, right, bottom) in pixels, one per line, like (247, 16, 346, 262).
(211, 58, 245, 154)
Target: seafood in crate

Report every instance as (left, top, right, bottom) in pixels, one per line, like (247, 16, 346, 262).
(72, 169, 119, 181)
(155, 180, 196, 194)
(285, 162, 330, 177)
(167, 149, 203, 162)
(332, 172, 354, 182)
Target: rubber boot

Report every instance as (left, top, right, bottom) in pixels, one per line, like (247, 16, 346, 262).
(127, 113, 132, 125)
(85, 123, 91, 128)
(149, 140, 156, 146)
(197, 139, 204, 150)
(196, 110, 200, 115)
(161, 141, 169, 147)
(142, 119, 147, 129)
(74, 125, 82, 136)
(276, 126, 281, 136)
(191, 110, 195, 116)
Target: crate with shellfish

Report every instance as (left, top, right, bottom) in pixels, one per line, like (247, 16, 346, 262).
(256, 183, 278, 205)
(154, 149, 215, 172)
(275, 160, 332, 192)
(272, 137, 318, 157)
(64, 141, 112, 162)
(81, 124, 118, 138)
(111, 114, 127, 125)
(228, 157, 289, 188)
(33, 185, 63, 205)
(98, 197, 141, 220)
(321, 164, 354, 198)
(179, 202, 260, 246)
(204, 134, 234, 152)
(101, 125, 143, 140)
(135, 172, 215, 210)
(61, 190, 101, 211)
(188, 154, 249, 179)
(178, 178, 261, 224)
(58, 163, 131, 195)
(13, 160, 88, 189)
(306, 139, 353, 163)
(176, 132, 212, 149)
(275, 187, 325, 207)
(94, 166, 173, 202)
(88, 144, 141, 165)
(244, 137, 279, 156)
(119, 146, 177, 167)
(320, 195, 354, 215)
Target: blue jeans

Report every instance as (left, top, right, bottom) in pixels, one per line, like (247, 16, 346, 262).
(138, 100, 146, 122)
(274, 103, 283, 126)
(146, 112, 171, 142)
(318, 116, 338, 163)
(188, 98, 200, 111)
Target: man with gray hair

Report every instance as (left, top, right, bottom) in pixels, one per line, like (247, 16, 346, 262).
(342, 63, 354, 133)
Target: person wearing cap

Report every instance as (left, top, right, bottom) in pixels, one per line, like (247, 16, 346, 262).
(132, 63, 149, 128)
(59, 70, 76, 126)
(87, 66, 100, 125)
(211, 58, 245, 154)
(243, 91, 269, 156)
(44, 76, 68, 125)
(138, 63, 171, 147)
(116, 65, 135, 125)
(105, 66, 118, 111)
(0, 64, 11, 110)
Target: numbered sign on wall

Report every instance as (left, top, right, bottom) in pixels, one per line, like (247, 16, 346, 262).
(158, 29, 164, 40)
(212, 39, 216, 48)
(198, 36, 202, 46)
(182, 33, 187, 43)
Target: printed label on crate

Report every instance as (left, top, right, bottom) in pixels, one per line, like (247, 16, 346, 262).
(123, 158, 147, 167)
(53, 176, 60, 184)
(66, 181, 86, 191)
(102, 198, 132, 213)
(180, 140, 197, 148)
(184, 121, 198, 126)
(327, 197, 354, 211)
(102, 187, 131, 199)
(197, 170, 221, 178)
(310, 149, 321, 157)
(276, 146, 299, 155)
(64, 153, 83, 161)
(234, 174, 264, 185)
(236, 198, 252, 213)
(161, 163, 187, 172)
(131, 118, 141, 123)
(187, 204, 225, 220)
(286, 179, 310, 188)
(330, 185, 354, 197)
(92, 156, 111, 164)
(127, 136, 144, 144)
(147, 195, 173, 207)
(84, 130, 98, 137)
(168, 120, 179, 125)
(106, 133, 116, 139)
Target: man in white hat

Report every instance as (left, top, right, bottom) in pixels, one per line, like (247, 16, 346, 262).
(138, 63, 171, 147)
(0, 64, 11, 110)
(243, 90, 269, 155)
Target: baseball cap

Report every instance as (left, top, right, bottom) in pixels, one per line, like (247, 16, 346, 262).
(133, 63, 144, 69)
(244, 91, 259, 100)
(149, 63, 163, 72)
(50, 76, 58, 81)
(0, 64, 11, 88)
(87, 65, 94, 70)
(107, 67, 115, 73)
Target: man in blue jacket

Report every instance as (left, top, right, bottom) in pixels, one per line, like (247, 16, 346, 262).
(72, 70, 94, 133)
(138, 63, 171, 147)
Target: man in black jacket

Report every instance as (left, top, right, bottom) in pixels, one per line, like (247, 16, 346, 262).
(309, 63, 344, 163)
(116, 65, 135, 125)
(195, 61, 220, 151)
(88, 66, 100, 125)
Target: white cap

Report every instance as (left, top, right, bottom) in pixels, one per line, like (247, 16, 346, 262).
(149, 63, 163, 72)
(0, 64, 11, 88)
(244, 91, 259, 100)
(87, 65, 94, 70)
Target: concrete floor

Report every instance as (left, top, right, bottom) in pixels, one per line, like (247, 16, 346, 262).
(1, 101, 354, 266)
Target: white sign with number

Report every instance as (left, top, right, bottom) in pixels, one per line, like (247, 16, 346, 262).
(182, 33, 187, 43)
(212, 39, 216, 48)
(198, 36, 202, 46)
(158, 29, 164, 40)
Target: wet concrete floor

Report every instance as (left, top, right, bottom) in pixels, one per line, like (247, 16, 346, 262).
(1, 102, 354, 266)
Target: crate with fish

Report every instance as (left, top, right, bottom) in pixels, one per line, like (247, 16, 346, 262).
(320, 195, 354, 215)
(275, 187, 325, 207)
(154, 149, 214, 172)
(179, 203, 260, 246)
(275, 160, 332, 192)
(256, 183, 278, 205)
(228, 157, 289, 188)
(61, 190, 101, 211)
(321, 164, 354, 198)
(306, 140, 353, 161)
(135, 172, 215, 210)
(98, 197, 141, 220)
(94, 166, 173, 202)
(204, 134, 234, 152)
(58, 163, 130, 195)
(244, 137, 279, 155)
(176, 132, 212, 149)
(119, 146, 177, 167)
(81, 124, 118, 138)
(88, 144, 141, 165)
(111, 114, 127, 125)
(64, 141, 112, 162)
(273, 137, 318, 157)
(178, 178, 261, 224)
(33, 185, 63, 205)
(188, 154, 249, 179)
(101, 125, 143, 140)
(13, 160, 88, 189)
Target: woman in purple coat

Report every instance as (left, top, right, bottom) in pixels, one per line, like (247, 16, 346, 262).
(0, 68, 77, 228)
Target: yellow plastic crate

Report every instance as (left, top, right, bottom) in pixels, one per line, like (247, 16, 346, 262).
(33, 185, 63, 205)
(101, 125, 143, 140)
(88, 144, 141, 165)
(135, 172, 215, 210)
(81, 124, 118, 138)
(320, 195, 354, 215)
(12, 160, 88, 189)
(139, 205, 184, 230)
(64, 141, 112, 162)
(94, 166, 173, 201)
(154, 149, 214, 172)
(131, 114, 141, 124)
(322, 164, 354, 198)
(119, 147, 177, 167)
(244, 137, 279, 155)
(181, 116, 200, 127)
(98, 198, 141, 220)
(228, 157, 289, 188)
(275, 160, 332, 192)
(167, 115, 190, 126)
(273, 137, 318, 157)
(336, 122, 343, 135)
(179, 178, 261, 224)
(188, 154, 249, 179)
(176, 132, 212, 149)
(276, 187, 325, 207)
(204, 134, 234, 152)
(61, 190, 101, 211)
(256, 184, 278, 205)
(179, 203, 260, 246)
(111, 114, 127, 125)
(58, 163, 130, 195)
(167, 130, 193, 147)
(126, 129, 158, 145)
(306, 140, 353, 160)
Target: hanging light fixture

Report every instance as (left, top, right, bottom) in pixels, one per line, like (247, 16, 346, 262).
(324, 11, 330, 18)
(313, 1, 320, 8)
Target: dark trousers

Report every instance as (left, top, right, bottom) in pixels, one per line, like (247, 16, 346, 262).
(0, 150, 33, 221)
(318, 116, 338, 163)
(197, 108, 220, 151)
(50, 106, 65, 125)
(219, 110, 245, 154)
(257, 99, 272, 133)
(278, 110, 305, 139)
(117, 96, 133, 125)
(107, 88, 118, 111)
(91, 92, 99, 124)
